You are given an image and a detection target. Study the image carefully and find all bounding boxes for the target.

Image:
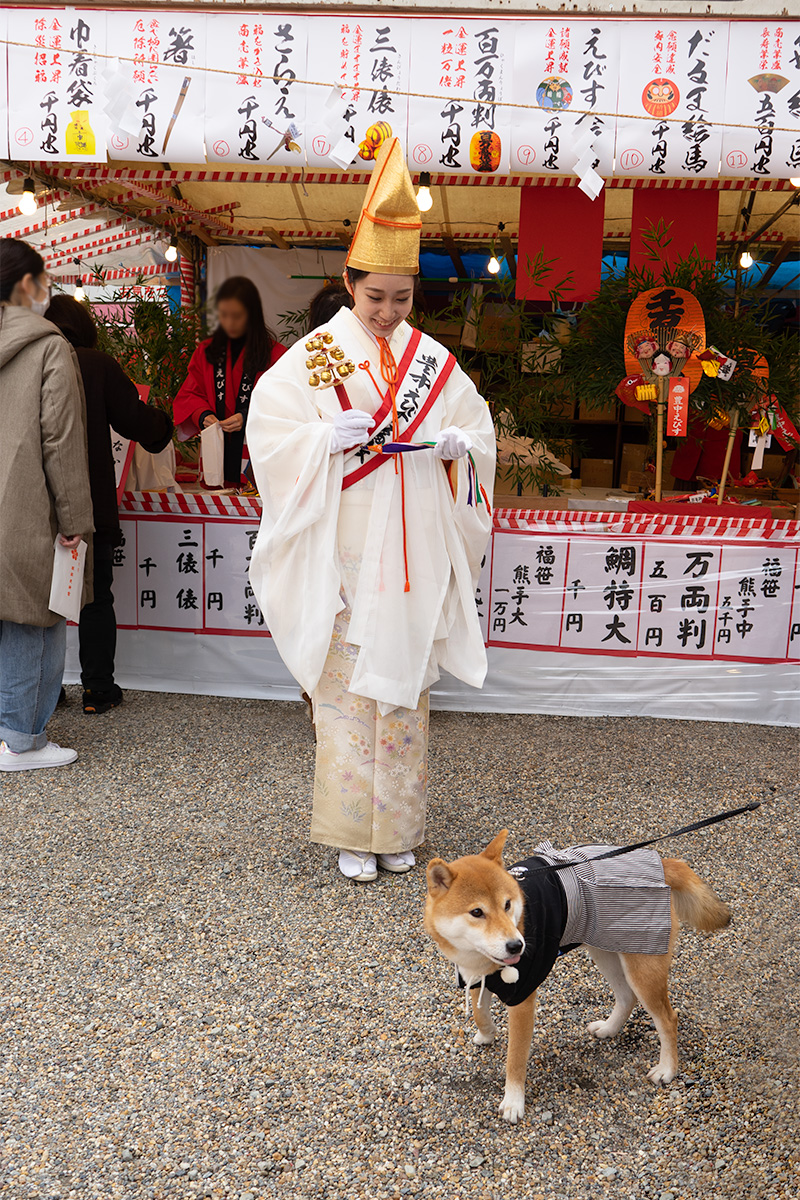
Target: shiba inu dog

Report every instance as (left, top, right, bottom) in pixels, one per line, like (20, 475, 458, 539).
(424, 830, 731, 1123)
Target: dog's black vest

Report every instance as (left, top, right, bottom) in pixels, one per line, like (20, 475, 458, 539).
(458, 857, 571, 1007)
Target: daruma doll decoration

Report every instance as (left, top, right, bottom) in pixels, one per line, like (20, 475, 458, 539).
(470, 129, 502, 173)
(358, 121, 392, 161)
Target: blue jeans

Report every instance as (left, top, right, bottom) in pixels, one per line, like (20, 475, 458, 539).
(0, 619, 66, 752)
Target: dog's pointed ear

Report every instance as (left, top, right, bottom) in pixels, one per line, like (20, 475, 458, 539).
(481, 829, 509, 864)
(427, 858, 454, 894)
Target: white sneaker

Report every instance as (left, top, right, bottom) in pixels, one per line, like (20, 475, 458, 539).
(0, 740, 77, 771)
(337, 849, 378, 882)
(376, 851, 416, 873)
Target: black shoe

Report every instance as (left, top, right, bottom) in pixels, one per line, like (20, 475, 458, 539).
(57, 686, 67, 707)
(82, 685, 123, 715)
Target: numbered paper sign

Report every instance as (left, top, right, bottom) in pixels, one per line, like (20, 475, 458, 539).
(715, 544, 798, 660)
(408, 19, 512, 176)
(488, 531, 569, 649)
(106, 10, 205, 163)
(721, 21, 800, 179)
(305, 16, 410, 170)
(615, 21, 728, 178)
(203, 521, 270, 635)
(511, 20, 620, 176)
(205, 13, 308, 167)
(560, 539, 644, 654)
(7, 7, 108, 163)
(0, 10, 9, 159)
(113, 520, 139, 630)
(135, 518, 204, 632)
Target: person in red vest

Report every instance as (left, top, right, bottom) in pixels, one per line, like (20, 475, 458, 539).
(174, 276, 287, 486)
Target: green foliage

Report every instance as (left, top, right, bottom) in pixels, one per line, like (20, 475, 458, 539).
(559, 223, 799, 430)
(421, 250, 578, 495)
(90, 284, 206, 424)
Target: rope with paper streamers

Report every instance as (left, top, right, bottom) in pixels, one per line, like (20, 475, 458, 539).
(0, 35, 797, 137)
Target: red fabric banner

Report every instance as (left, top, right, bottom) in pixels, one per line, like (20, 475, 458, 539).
(629, 190, 719, 274)
(515, 185, 605, 303)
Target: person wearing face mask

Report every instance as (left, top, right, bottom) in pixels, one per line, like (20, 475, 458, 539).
(247, 140, 496, 882)
(0, 239, 94, 771)
(173, 276, 287, 487)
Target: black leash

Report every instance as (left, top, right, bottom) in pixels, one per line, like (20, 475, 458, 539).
(524, 800, 762, 875)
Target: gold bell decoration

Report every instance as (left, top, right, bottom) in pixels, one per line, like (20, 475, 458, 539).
(305, 332, 355, 390)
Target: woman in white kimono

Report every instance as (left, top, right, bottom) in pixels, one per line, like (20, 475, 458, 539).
(247, 139, 495, 882)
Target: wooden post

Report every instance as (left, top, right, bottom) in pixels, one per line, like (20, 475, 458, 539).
(654, 376, 667, 501)
(716, 409, 741, 505)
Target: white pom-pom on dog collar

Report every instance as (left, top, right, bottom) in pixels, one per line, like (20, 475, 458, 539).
(500, 966, 519, 984)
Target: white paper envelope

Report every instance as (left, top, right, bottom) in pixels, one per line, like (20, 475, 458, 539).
(201, 422, 225, 488)
(48, 539, 88, 623)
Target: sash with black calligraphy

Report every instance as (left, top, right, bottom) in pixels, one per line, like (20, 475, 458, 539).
(338, 329, 457, 491)
(214, 342, 256, 483)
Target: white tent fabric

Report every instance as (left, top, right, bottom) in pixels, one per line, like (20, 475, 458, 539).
(206, 245, 347, 343)
(64, 626, 799, 727)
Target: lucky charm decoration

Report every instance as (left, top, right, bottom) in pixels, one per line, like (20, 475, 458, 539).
(305, 332, 356, 390)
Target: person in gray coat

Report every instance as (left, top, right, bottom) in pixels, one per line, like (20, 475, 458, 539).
(0, 239, 94, 770)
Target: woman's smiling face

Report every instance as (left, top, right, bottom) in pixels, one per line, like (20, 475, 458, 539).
(345, 272, 414, 339)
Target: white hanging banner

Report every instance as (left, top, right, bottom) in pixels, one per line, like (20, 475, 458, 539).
(407, 19, 512, 176)
(305, 16, 410, 170)
(720, 21, 800, 180)
(511, 20, 619, 177)
(0, 9, 9, 160)
(204, 13, 307, 167)
(106, 10, 205, 163)
(615, 20, 728, 179)
(7, 7, 107, 163)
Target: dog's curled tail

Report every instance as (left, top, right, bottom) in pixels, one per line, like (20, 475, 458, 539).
(663, 858, 732, 932)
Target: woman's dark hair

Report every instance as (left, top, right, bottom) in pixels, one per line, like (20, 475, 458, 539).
(206, 275, 276, 376)
(344, 266, 425, 315)
(308, 278, 352, 331)
(44, 294, 98, 349)
(0, 238, 46, 302)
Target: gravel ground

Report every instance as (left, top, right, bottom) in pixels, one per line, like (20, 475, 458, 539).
(1, 690, 798, 1200)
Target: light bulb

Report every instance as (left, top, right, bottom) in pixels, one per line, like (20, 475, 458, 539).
(739, 251, 753, 269)
(74, 284, 86, 302)
(790, 177, 800, 188)
(19, 177, 37, 216)
(165, 237, 178, 262)
(487, 255, 501, 275)
(416, 185, 433, 212)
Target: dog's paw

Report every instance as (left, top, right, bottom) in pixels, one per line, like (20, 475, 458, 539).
(498, 1088, 525, 1123)
(473, 1025, 497, 1046)
(587, 1018, 616, 1040)
(646, 1063, 677, 1085)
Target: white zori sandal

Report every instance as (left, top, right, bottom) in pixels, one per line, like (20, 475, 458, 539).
(376, 851, 416, 874)
(337, 849, 378, 882)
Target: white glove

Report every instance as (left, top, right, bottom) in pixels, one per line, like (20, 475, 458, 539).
(434, 425, 473, 460)
(329, 408, 373, 454)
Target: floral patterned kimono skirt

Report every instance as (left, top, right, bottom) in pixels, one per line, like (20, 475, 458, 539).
(310, 603, 429, 854)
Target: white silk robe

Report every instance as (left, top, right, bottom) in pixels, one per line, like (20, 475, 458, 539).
(247, 307, 495, 716)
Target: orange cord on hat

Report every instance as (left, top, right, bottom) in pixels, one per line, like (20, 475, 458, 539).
(378, 337, 411, 593)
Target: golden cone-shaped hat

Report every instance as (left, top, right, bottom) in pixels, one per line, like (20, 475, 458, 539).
(346, 137, 421, 276)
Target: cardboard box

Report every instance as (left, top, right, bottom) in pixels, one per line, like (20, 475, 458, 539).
(493, 494, 571, 511)
(622, 405, 646, 424)
(580, 457, 614, 487)
(521, 338, 562, 374)
(621, 443, 648, 480)
(579, 399, 617, 422)
(477, 311, 521, 354)
(424, 319, 462, 347)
